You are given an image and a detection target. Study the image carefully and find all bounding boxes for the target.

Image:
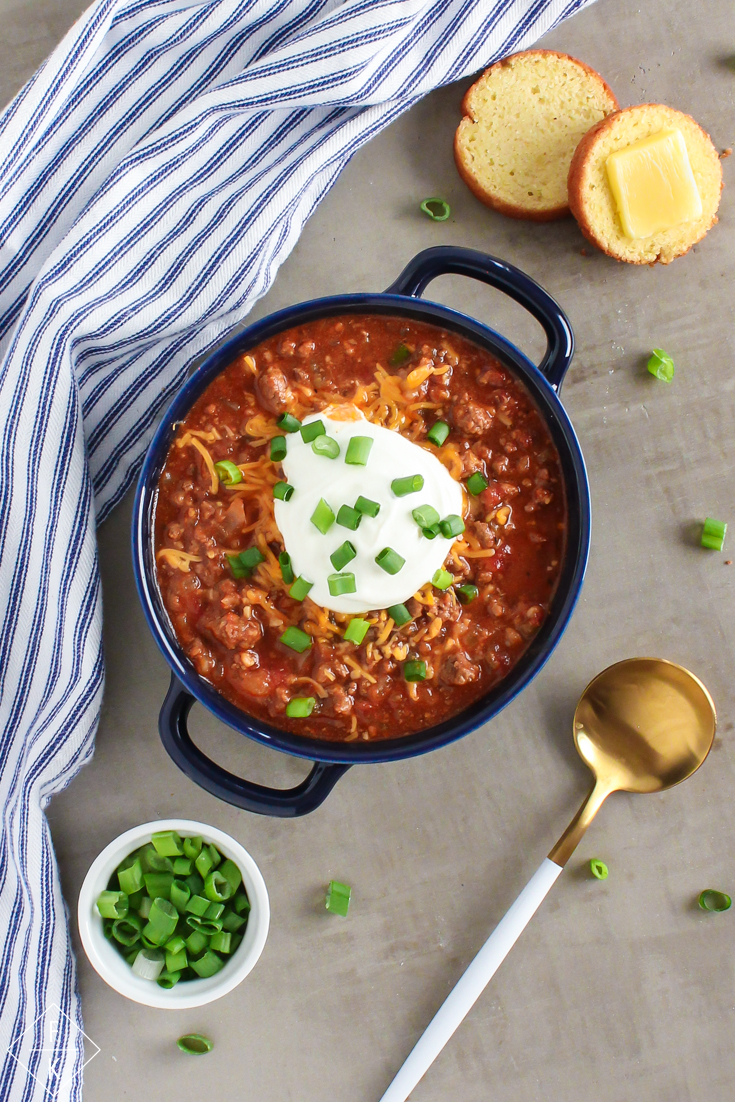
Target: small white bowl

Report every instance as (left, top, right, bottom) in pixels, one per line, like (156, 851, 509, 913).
(78, 818, 269, 1009)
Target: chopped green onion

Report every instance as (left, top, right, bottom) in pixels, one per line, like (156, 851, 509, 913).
(300, 419, 326, 443)
(466, 472, 488, 496)
(456, 584, 478, 604)
(589, 859, 609, 880)
(165, 948, 188, 972)
(205, 901, 225, 921)
(219, 860, 242, 897)
(142, 898, 179, 945)
(702, 517, 727, 551)
(144, 872, 173, 899)
(412, 504, 440, 529)
(137, 896, 153, 920)
(209, 931, 234, 954)
(427, 421, 450, 446)
(228, 547, 265, 578)
(439, 514, 465, 538)
(222, 910, 247, 933)
(172, 857, 192, 876)
(312, 435, 340, 459)
(233, 891, 251, 915)
(280, 626, 312, 653)
(273, 481, 294, 501)
(184, 929, 209, 957)
(227, 554, 248, 579)
(183, 836, 203, 860)
(132, 948, 165, 982)
(387, 603, 412, 626)
(422, 523, 440, 540)
(354, 495, 380, 518)
(328, 572, 356, 596)
(391, 474, 424, 497)
(647, 348, 675, 382)
(111, 915, 142, 947)
(389, 343, 411, 366)
(177, 1034, 214, 1056)
(116, 856, 144, 896)
(404, 660, 427, 682)
(277, 413, 302, 433)
(279, 552, 294, 584)
(151, 831, 184, 858)
(330, 541, 356, 571)
(185, 893, 210, 917)
(157, 970, 182, 989)
(432, 568, 453, 590)
(270, 435, 287, 461)
(375, 547, 405, 575)
(165, 935, 187, 956)
(170, 880, 191, 912)
(344, 618, 369, 645)
(325, 880, 351, 917)
(204, 870, 233, 903)
(345, 436, 373, 465)
(289, 575, 313, 601)
(213, 460, 242, 486)
(140, 846, 171, 873)
(184, 873, 204, 897)
(286, 697, 316, 718)
(420, 197, 451, 222)
(194, 847, 214, 879)
(698, 889, 732, 912)
(311, 497, 335, 534)
(336, 504, 362, 530)
(189, 951, 224, 979)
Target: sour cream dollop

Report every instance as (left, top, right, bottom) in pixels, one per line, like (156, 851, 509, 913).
(274, 408, 464, 614)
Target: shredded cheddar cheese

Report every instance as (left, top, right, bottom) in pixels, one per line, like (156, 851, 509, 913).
(156, 549, 202, 571)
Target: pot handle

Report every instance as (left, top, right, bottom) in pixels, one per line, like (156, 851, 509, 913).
(159, 675, 351, 817)
(385, 246, 574, 391)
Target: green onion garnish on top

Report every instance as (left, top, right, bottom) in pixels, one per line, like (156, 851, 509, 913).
(422, 523, 440, 540)
(280, 626, 312, 653)
(404, 660, 427, 682)
(387, 602, 412, 626)
(337, 504, 362, 530)
(589, 859, 608, 880)
(330, 541, 356, 571)
(286, 697, 316, 718)
(279, 552, 294, 584)
(328, 572, 356, 596)
(412, 504, 440, 529)
(325, 880, 351, 916)
(273, 481, 294, 501)
(698, 889, 732, 912)
(311, 497, 335, 534)
(354, 495, 380, 518)
(300, 419, 326, 443)
(345, 436, 373, 465)
(227, 547, 265, 578)
(701, 517, 727, 551)
(392, 474, 424, 497)
(420, 197, 451, 222)
(427, 421, 450, 446)
(647, 348, 675, 382)
(375, 547, 405, 575)
(213, 460, 242, 486)
(277, 413, 301, 433)
(466, 471, 488, 496)
(456, 584, 478, 604)
(344, 618, 369, 644)
(439, 514, 465, 538)
(432, 568, 453, 590)
(270, 435, 287, 461)
(389, 343, 411, 367)
(177, 1034, 214, 1056)
(312, 435, 340, 459)
(289, 575, 313, 601)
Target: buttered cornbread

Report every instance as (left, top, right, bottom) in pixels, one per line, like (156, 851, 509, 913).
(454, 50, 618, 221)
(568, 104, 723, 264)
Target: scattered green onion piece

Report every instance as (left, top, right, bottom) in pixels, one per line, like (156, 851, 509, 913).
(279, 552, 294, 584)
(354, 495, 380, 518)
(311, 497, 335, 534)
(151, 830, 184, 858)
(209, 931, 233, 954)
(273, 481, 294, 501)
(165, 948, 188, 973)
(325, 880, 351, 917)
(404, 660, 427, 682)
(345, 436, 373, 466)
(336, 504, 362, 530)
(116, 856, 144, 896)
(300, 419, 326, 443)
(132, 948, 164, 982)
(389, 343, 412, 366)
(204, 870, 233, 903)
(144, 872, 173, 900)
(111, 915, 142, 947)
(391, 474, 424, 497)
(184, 930, 209, 957)
(427, 421, 450, 446)
(439, 514, 465, 538)
(344, 618, 369, 645)
(222, 910, 247, 933)
(233, 891, 251, 915)
(183, 836, 203, 861)
(172, 857, 192, 876)
(270, 435, 287, 461)
(422, 524, 440, 540)
(170, 880, 191, 912)
(466, 472, 489, 496)
(387, 603, 412, 626)
(375, 547, 405, 575)
(698, 889, 732, 912)
(286, 697, 316, 718)
(412, 504, 440, 529)
(213, 460, 242, 486)
(157, 971, 181, 989)
(280, 626, 312, 653)
(177, 1034, 214, 1056)
(241, 547, 266, 572)
(277, 413, 302, 433)
(328, 572, 356, 596)
(420, 196, 451, 222)
(195, 848, 214, 879)
(702, 517, 727, 551)
(289, 575, 313, 601)
(432, 568, 453, 590)
(330, 541, 356, 571)
(189, 951, 224, 979)
(589, 859, 609, 880)
(456, 584, 478, 605)
(96, 891, 128, 920)
(312, 435, 340, 459)
(647, 348, 675, 382)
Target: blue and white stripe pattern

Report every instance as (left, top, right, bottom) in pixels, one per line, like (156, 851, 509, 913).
(0, 0, 596, 1095)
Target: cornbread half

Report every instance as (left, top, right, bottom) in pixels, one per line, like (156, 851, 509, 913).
(568, 104, 723, 264)
(454, 50, 618, 221)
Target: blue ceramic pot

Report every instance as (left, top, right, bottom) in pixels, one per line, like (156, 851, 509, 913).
(133, 247, 590, 817)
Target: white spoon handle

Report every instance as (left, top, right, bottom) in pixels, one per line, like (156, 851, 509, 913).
(379, 857, 563, 1102)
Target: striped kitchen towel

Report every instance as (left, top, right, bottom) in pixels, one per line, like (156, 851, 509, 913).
(0, 0, 596, 1096)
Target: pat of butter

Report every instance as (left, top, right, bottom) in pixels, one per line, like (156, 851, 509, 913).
(605, 128, 702, 239)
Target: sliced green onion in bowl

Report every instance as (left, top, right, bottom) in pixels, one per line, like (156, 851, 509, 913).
(354, 495, 380, 518)
(389, 343, 411, 366)
(456, 584, 478, 604)
(279, 552, 294, 584)
(344, 618, 369, 645)
(132, 948, 164, 981)
(701, 517, 727, 551)
(286, 697, 316, 718)
(439, 514, 465, 538)
(589, 859, 608, 880)
(310, 497, 335, 534)
(647, 348, 675, 382)
(466, 471, 488, 496)
(698, 889, 732, 912)
(427, 421, 449, 446)
(328, 572, 356, 596)
(213, 460, 242, 486)
(96, 891, 129, 920)
(300, 419, 326, 443)
(277, 413, 301, 433)
(330, 541, 356, 571)
(391, 474, 424, 497)
(280, 626, 312, 653)
(387, 602, 411, 626)
(289, 575, 313, 601)
(375, 547, 405, 575)
(270, 436, 287, 461)
(420, 197, 451, 222)
(177, 1034, 214, 1056)
(274, 481, 294, 501)
(412, 504, 440, 529)
(312, 435, 340, 459)
(336, 504, 362, 530)
(404, 660, 427, 682)
(432, 568, 453, 590)
(345, 436, 373, 465)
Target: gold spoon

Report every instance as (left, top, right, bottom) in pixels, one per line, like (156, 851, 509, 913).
(380, 658, 717, 1102)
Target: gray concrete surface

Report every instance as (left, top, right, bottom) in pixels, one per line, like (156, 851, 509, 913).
(2, 0, 733, 1097)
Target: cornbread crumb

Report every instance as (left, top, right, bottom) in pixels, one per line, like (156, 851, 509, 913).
(721, 148, 732, 159)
